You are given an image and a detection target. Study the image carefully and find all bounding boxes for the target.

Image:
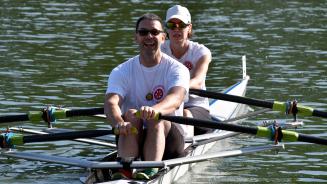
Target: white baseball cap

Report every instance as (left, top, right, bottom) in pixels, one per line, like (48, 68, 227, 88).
(165, 5, 191, 24)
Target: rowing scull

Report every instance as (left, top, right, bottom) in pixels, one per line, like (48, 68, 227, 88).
(0, 56, 283, 184)
(80, 56, 259, 184)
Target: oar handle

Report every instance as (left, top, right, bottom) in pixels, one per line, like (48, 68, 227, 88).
(134, 111, 160, 120)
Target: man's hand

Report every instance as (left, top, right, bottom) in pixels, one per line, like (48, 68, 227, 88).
(115, 121, 134, 135)
(115, 109, 139, 135)
(139, 106, 158, 120)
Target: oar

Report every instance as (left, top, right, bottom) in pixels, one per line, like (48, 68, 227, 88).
(9, 127, 117, 148)
(156, 114, 327, 145)
(190, 89, 327, 118)
(1, 127, 138, 148)
(0, 107, 104, 123)
(0, 129, 113, 148)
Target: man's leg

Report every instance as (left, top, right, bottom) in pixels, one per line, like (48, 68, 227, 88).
(118, 111, 143, 158)
(143, 119, 171, 161)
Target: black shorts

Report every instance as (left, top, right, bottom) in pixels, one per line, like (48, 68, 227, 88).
(162, 123, 185, 160)
(185, 106, 214, 135)
(115, 123, 185, 160)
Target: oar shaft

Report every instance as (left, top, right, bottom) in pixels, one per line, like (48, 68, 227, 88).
(298, 134, 327, 145)
(160, 115, 258, 135)
(190, 89, 273, 108)
(0, 114, 29, 123)
(66, 107, 104, 117)
(1, 128, 138, 148)
(22, 130, 113, 144)
(190, 89, 327, 118)
(159, 115, 327, 145)
(312, 110, 327, 119)
(3, 130, 112, 148)
(0, 107, 105, 124)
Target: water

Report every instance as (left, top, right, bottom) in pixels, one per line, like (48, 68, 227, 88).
(0, 1, 326, 183)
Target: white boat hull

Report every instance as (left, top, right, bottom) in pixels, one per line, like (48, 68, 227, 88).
(81, 74, 250, 184)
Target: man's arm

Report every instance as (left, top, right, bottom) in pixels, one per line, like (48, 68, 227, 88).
(190, 54, 211, 89)
(104, 93, 124, 128)
(138, 86, 186, 119)
(153, 86, 186, 115)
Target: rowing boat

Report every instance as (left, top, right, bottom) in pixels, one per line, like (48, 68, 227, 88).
(80, 56, 253, 184)
(1, 55, 325, 183)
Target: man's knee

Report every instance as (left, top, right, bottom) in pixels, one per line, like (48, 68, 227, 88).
(183, 109, 193, 117)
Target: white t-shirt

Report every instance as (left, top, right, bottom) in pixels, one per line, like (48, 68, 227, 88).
(106, 53, 191, 137)
(161, 40, 211, 111)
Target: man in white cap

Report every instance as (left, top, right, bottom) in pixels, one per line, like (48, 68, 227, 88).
(162, 5, 213, 135)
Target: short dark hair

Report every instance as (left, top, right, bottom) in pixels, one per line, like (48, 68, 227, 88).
(135, 13, 163, 32)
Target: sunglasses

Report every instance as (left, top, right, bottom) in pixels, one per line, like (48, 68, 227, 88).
(165, 22, 189, 30)
(137, 29, 164, 36)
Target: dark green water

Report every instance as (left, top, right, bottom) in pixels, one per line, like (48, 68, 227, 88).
(0, 1, 326, 183)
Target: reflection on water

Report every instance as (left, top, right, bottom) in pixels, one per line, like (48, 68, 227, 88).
(1, 1, 326, 183)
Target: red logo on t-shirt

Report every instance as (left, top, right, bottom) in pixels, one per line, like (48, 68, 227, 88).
(153, 85, 164, 101)
(184, 61, 193, 70)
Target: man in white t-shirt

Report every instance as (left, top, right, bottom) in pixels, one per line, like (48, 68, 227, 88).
(105, 13, 190, 180)
(161, 5, 213, 135)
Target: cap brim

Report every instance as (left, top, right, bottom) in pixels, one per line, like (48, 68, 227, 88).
(166, 15, 190, 24)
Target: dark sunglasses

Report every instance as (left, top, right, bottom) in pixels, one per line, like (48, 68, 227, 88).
(165, 22, 189, 30)
(137, 29, 164, 36)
